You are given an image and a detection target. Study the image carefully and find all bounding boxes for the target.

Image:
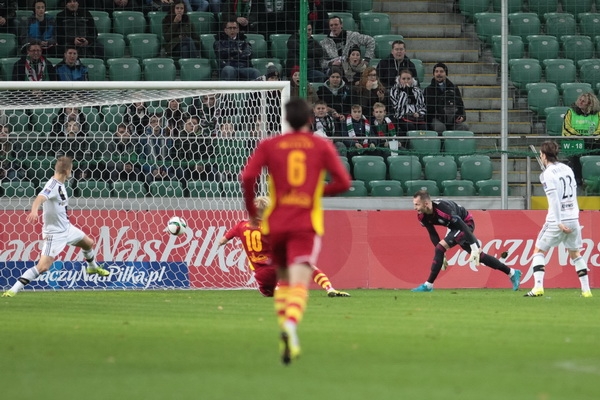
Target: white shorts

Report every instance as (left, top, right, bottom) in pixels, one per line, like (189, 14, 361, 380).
(41, 225, 86, 258)
(535, 220, 582, 252)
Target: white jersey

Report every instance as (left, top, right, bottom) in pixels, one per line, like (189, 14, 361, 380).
(39, 178, 71, 235)
(540, 162, 579, 224)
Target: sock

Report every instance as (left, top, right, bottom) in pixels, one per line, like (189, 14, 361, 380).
(10, 266, 40, 293)
(427, 244, 447, 284)
(284, 284, 308, 326)
(312, 268, 333, 291)
(424, 282, 433, 289)
(83, 249, 98, 268)
(573, 256, 591, 292)
(531, 253, 546, 290)
(274, 282, 289, 328)
(480, 253, 511, 274)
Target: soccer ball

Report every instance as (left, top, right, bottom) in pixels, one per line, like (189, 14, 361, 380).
(166, 216, 187, 236)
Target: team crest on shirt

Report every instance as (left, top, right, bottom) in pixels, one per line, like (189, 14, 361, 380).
(42, 188, 51, 196)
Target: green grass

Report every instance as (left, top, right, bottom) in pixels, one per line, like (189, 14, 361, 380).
(1, 289, 599, 400)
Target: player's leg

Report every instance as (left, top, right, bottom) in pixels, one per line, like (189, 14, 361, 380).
(564, 224, 592, 297)
(311, 265, 350, 297)
(2, 255, 54, 297)
(71, 228, 109, 276)
(254, 266, 277, 297)
(475, 249, 522, 291)
(412, 238, 451, 292)
(525, 223, 559, 297)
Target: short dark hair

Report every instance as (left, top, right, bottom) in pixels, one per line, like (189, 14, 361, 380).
(413, 189, 431, 201)
(286, 98, 312, 130)
(433, 62, 448, 75)
(540, 141, 559, 163)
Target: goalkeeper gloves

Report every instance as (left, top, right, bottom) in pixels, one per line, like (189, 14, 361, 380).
(469, 243, 480, 266)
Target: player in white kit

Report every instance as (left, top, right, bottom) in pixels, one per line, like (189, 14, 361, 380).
(525, 141, 592, 298)
(2, 156, 109, 297)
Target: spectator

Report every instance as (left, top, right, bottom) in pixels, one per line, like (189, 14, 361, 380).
(173, 115, 212, 162)
(341, 104, 372, 156)
(342, 45, 368, 86)
(164, 98, 185, 135)
(214, 17, 260, 80)
(223, 0, 256, 33)
(105, 123, 143, 181)
(562, 92, 600, 184)
(162, 0, 200, 59)
(143, 0, 174, 12)
(0, 124, 11, 159)
(51, 107, 89, 158)
(55, 46, 88, 81)
(376, 39, 419, 89)
(320, 16, 375, 73)
(52, 107, 88, 136)
(290, 65, 318, 107)
(424, 62, 468, 135)
(370, 101, 399, 153)
(312, 99, 346, 156)
(188, 95, 218, 136)
(124, 102, 150, 136)
(286, 24, 326, 82)
(110, 161, 144, 183)
(20, 1, 58, 57)
(351, 66, 386, 111)
(179, 162, 219, 182)
(316, 67, 352, 120)
(12, 40, 56, 81)
(103, 0, 143, 16)
(56, 0, 104, 58)
(389, 69, 427, 137)
(0, 0, 16, 35)
(140, 115, 174, 170)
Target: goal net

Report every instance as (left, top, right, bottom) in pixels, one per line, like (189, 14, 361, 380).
(0, 81, 290, 291)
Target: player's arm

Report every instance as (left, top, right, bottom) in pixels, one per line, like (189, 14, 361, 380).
(449, 215, 477, 245)
(27, 194, 47, 223)
(545, 185, 562, 226)
(323, 141, 351, 195)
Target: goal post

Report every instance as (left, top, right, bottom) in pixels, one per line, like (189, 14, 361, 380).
(0, 80, 290, 291)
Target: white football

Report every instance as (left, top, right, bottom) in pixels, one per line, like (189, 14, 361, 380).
(166, 216, 187, 236)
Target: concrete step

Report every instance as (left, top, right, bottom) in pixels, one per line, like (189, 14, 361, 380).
(426, 62, 497, 75)
(389, 12, 464, 26)
(466, 110, 531, 123)
(404, 38, 478, 51)
(394, 24, 463, 38)
(464, 98, 514, 109)
(469, 121, 531, 134)
(409, 49, 480, 63)
(461, 86, 503, 98)
(377, 0, 455, 13)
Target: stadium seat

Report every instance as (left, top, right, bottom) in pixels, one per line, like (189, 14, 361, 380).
(442, 180, 476, 196)
(222, 181, 241, 197)
(561, 82, 593, 106)
(97, 33, 126, 60)
(508, 13, 541, 44)
(77, 180, 111, 198)
(1, 181, 36, 197)
(387, 155, 422, 187)
(407, 130, 441, 157)
(404, 179, 440, 196)
(527, 0, 558, 21)
(251, 58, 282, 75)
(6, 111, 30, 133)
(112, 11, 147, 38)
(149, 181, 184, 197)
(15, 10, 30, 28)
(358, 12, 391, 36)
(107, 58, 141, 81)
(188, 11, 216, 35)
(526, 82, 559, 116)
(442, 130, 476, 162)
(476, 179, 504, 196)
(579, 62, 600, 89)
(200, 34, 217, 69)
(101, 105, 126, 132)
(269, 34, 291, 60)
(0, 33, 17, 58)
(90, 11, 111, 34)
(374, 35, 404, 59)
(411, 58, 425, 86)
(143, 58, 177, 81)
(562, 0, 594, 19)
(582, 157, 600, 195)
(492, 0, 522, 13)
(340, 180, 368, 197)
(562, 35, 594, 64)
(328, 12, 357, 32)
(458, 0, 490, 22)
(508, 58, 542, 93)
(352, 156, 387, 190)
(147, 11, 167, 43)
(32, 109, 57, 134)
(27, 157, 55, 181)
(187, 180, 220, 197)
(348, 0, 373, 19)
(127, 34, 160, 62)
(542, 59, 576, 92)
(0, 57, 19, 81)
(81, 58, 106, 81)
(424, 157, 458, 191)
(112, 181, 146, 198)
(460, 156, 494, 183)
(245, 34, 268, 58)
(369, 180, 403, 196)
(474, 13, 502, 45)
(81, 106, 103, 133)
(544, 13, 577, 41)
(526, 35, 559, 61)
(311, 34, 326, 43)
(178, 58, 212, 81)
(491, 35, 524, 63)
(544, 106, 569, 136)
(579, 13, 600, 38)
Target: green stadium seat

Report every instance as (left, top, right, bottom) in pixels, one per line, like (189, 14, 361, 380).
(424, 157, 458, 191)
(112, 11, 147, 38)
(128, 34, 161, 62)
(1, 181, 36, 197)
(90, 11, 111, 34)
(508, 13, 541, 44)
(509, 58, 542, 93)
(474, 13, 502, 45)
(112, 181, 146, 198)
(579, 13, 600, 38)
(0, 57, 19, 81)
(374, 35, 404, 59)
(187, 180, 220, 197)
(311, 34, 326, 43)
(562, 35, 594, 64)
(542, 59, 575, 92)
(328, 12, 357, 32)
(149, 180, 184, 197)
(404, 179, 440, 196)
(442, 180, 476, 196)
(188, 11, 216, 35)
(358, 12, 391, 36)
(544, 13, 577, 41)
(245, 34, 268, 58)
(269, 33, 291, 60)
(582, 157, 600, 194)
(476, 179, 504, 196)
(222, 181, 241, 197)
(81, 107, 103, 133)
(387, 155, 422, 188)
(77, 180, 111, 198)
(348, 0, 373, 19)
(147, 11, 167, 43)
(107, 58, 142, 81)
(15, 10, 30, 29)
(526, 35, 559, 61)
(562, 0, 594, 19)
(459, 156, 494, 183)
(178, 58, 212, 81)
(492, 0, 522, 13)
(561, 82, 593, 106)
(27, 157, 54, 182)
(458, 0, 491, 22)
(143, 58, 177, 81)
(101, 105, 126, 131)
(407, 130, 441, 158)
(32, 109, 58, 134)
(492, 35, 524, 63)
(526, 82, 559, 117)
(544, 106, 569, 136)
(352, 156, 387, 190)
(97, 33, 126, 60)
(411, 58, 425, 86)
(81, 58, 106, 81)
(6, 111, 30, 133)
(579, 62, 600, 89)
(341, 180, 368, 197)
(0, 34, 17, 58)
(442, 130, 476, 162)
(527, 0, 558, 21)
(251, 58, 282, 75)
(369, 180, 403, 196)
(200, 34, 217, 69)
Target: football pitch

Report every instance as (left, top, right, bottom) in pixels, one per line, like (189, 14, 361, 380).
(1, 289, 599, 400)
